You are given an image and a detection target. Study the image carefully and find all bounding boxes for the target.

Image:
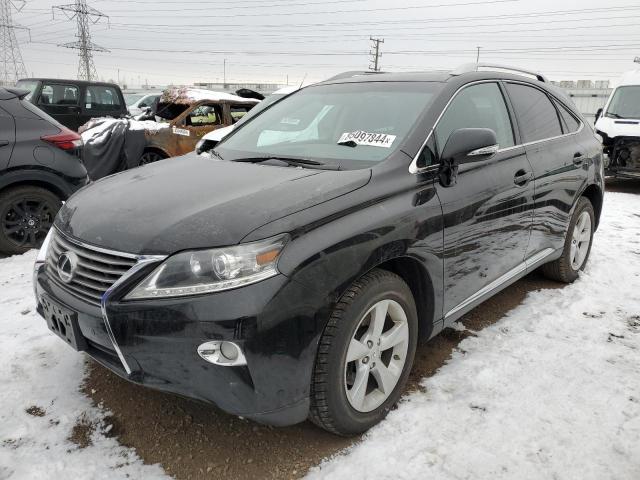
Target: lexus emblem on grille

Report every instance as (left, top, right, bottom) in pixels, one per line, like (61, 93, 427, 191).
(57, 251, 79, 284)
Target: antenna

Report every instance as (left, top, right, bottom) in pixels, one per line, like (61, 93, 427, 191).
(53, 0, 109, 81)
(0, 0, 29, 85)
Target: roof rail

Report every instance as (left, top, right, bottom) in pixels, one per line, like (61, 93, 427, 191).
(324, 70, 386, 82)
(450, 63, 548, 83)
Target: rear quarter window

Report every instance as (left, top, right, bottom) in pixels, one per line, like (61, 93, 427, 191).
(505, 83, 563, 143)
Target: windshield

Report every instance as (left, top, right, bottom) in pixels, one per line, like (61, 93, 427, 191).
(124, 93, 145, 105)
(15, 80, 39, 101)
(217, 82, 441, 167)
(606, 86, 640, 119)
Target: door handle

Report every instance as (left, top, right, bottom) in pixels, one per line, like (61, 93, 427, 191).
(514, 170, 532, 186)
(0, 140, 9, 147)
(573, 152, 585, 166)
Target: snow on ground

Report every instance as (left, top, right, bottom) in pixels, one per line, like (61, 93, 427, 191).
(308, 191, 640, 479)
(0, 251, 169, 480)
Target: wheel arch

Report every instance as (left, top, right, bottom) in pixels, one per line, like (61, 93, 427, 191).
(142, 146, 170, 159)
(0, 171, 69, 200)
(373, 256, 436, 341)
(581, 183, 603, 230)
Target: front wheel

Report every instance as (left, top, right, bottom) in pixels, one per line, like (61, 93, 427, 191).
(139, 150, 166, 166)
(0, 186, 61, 255)
(541, 197, 595, 283)
(309, 269, 418, 436)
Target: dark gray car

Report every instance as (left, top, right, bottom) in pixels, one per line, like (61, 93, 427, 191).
(0, 87, 89, 254)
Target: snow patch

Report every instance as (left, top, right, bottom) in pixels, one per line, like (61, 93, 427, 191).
(160, 87, 259, 105)
(0, 251, 169, 479)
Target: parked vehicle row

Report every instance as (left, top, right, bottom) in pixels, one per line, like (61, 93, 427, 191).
(32, 64, 604, 435)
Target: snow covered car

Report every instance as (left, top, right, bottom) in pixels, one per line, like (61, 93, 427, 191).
(595, 69, 640, 179)
(134, 88, 259, 165)
(196, 86, 299, 155)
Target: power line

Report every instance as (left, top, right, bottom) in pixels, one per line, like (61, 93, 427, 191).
(1, 0, 28, 85)
(53, 0, 109, 80)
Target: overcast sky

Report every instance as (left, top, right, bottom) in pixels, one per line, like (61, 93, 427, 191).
(11, 0, 640, 88)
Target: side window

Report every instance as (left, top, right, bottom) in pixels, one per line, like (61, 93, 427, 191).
(230, 105, 252, 124)
(505, 83, 562, 142)
(186, 104, 221, 126)
(435, 82, 514, 152)
(39, 84, 79, 106)
(85, 86, 122, 111)
(555, 100, 581, 134)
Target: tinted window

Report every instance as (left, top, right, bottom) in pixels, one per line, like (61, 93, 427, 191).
(506, 83, 562, 142)
(85, 86, 122, 111)
(435, 82, 514, 151)
(555, 101, 581, 133)
(39, 84, 79, 106)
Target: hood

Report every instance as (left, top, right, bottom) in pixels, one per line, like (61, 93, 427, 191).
(56, 153, 371, 255)
(202, 124, 234, 142)
(595, 116, 640, 139)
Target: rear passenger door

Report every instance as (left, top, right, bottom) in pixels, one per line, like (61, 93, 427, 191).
(36, 83, 81, 130)
(84, 85, 126, 125)
(435, 81, 535, 318)
(504, 82, 586, 256)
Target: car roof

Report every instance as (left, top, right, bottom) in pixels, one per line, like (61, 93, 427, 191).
(18, 78, 121, 88)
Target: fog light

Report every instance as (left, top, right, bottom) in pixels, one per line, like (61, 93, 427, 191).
(197, 341, 246, 366)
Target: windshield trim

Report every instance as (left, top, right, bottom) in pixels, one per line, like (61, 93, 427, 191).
(605, 85, 640, 120)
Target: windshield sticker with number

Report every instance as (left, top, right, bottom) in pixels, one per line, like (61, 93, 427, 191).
(337, 131, 396, 148)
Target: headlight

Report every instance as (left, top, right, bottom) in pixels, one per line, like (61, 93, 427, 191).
(125, 234, 288, 300)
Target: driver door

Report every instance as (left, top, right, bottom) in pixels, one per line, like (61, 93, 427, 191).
(434, 81, 535, 320)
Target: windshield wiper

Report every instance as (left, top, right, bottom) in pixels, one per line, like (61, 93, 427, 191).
(606, 112, 625, 119)
(231, 156, 339, 170)
(210, 149, 224, 160)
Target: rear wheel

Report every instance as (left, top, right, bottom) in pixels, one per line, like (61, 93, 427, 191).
(541, 197, 595, 283)
(0, 186, 61, 255)
(309, 269, 418, 436)
(139, 150, 166, 166)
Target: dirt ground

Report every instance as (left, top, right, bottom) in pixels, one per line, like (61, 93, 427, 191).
(82, 177, 639, 480)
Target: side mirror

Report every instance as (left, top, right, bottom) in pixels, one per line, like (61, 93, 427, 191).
(139, 102, 148, 108)
(595, 108, 603, 123)
(440, 128, 498, 166)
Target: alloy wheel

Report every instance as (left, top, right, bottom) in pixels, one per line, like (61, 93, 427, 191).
(344, 299, 409, 413)
(570, 211, 592, 270)
(1, 198, 54, 249)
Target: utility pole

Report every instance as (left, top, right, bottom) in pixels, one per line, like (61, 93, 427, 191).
(476, 46, 481, 63)
(53, 0, 108, 81)
(0, 0, 29, 85)
(223, 58, 227, 87)
(369, 36, 384, 72)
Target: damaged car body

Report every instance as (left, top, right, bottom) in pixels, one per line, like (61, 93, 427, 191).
(139, 87, 259, 164)
(595, 69, 640, 179)
(34, 65, 604, 436)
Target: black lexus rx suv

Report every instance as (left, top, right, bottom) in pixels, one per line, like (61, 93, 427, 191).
(34, 65, 604, 436)
(1, 87, 88, 254)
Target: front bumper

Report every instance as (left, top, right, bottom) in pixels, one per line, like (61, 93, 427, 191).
(34, 264, 328, 426)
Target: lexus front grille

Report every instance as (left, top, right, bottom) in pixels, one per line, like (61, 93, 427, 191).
(45, 229, 138, 306)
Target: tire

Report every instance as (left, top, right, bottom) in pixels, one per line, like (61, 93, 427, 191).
(309, 268, 418, 436)
(139, 150, 166, 166)
(541, 197, 595, 283)
(0, 185, 61, 255)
